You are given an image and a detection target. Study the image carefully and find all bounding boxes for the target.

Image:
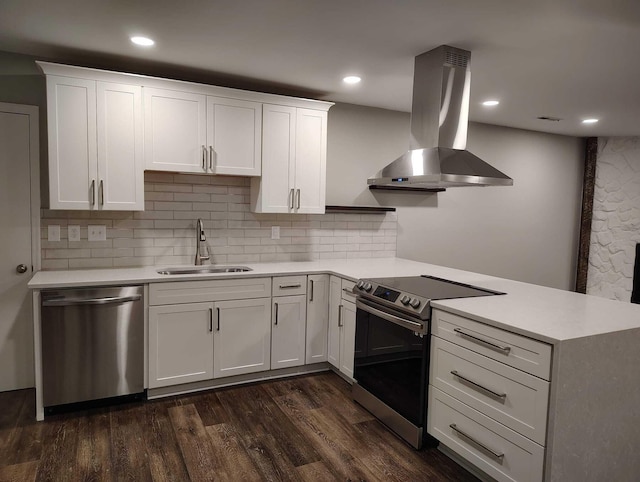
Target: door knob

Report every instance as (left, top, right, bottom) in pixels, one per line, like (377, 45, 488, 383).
(16, 264, 28, 274)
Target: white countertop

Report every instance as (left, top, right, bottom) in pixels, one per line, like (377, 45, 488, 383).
(28, 257, 640, 344)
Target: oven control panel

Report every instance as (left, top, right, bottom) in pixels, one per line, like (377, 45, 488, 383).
(354, 279, 427, 318)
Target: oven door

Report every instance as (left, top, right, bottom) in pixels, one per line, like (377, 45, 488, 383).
(354, 298, 429, 428)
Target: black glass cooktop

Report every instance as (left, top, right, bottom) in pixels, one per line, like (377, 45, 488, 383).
(367, 275, 505, 300)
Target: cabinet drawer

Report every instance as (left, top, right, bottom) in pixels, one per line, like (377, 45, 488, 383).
(341, 279, 356, 302)
(431, 337, 549, 445)
(432, 310, 552, 380)
(149, 277, 271, 305)
(272, 275, 307, 296)
(428, 387, 544, 482)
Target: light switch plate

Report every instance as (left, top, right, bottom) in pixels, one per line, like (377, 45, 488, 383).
(68, 225, 81, 242)
(271, 226, 280, 240)
(47, 225, 60, 242)
(88, 225, 106, 242)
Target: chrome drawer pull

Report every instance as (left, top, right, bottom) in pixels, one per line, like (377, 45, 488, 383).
(342, 288, 354, 294)
(451, 370, 507, 401)
(453, 328, 511, 354)
(449, 424, 504, 463)
(279, 284, 302, 289)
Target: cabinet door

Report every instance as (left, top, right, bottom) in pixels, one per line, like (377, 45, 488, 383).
(294, 108, 327, 214)
(327, 276, 342, 368)
(46, 75, 97, 210)
(306, 274, 329, 364)
(251, 104, 296, 213)
(340, 300, 357, 380)
(97, 82, 144, 210)
(143, 87, 207, 173)
(271, 295, 307, 369)
(207, 96, 261, 176)
(213, 298, 271, 378)
(148, 303, 214, 388)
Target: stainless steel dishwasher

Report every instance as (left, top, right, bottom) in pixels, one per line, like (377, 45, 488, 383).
(41, 285, 145, 411)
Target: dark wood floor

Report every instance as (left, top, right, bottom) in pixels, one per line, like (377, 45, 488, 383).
(0, 372, 478, 481)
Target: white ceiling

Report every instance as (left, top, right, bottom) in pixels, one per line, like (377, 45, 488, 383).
(1, 0, 640, 137)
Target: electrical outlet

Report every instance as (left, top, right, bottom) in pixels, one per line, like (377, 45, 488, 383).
(271, 226, 280, 240)
(47, 225, 60, 242)
(88, 225, 106, 242)
(68, 225, 81, 242)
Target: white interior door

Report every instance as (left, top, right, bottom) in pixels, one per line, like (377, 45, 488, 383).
(0, 103, 39, 391)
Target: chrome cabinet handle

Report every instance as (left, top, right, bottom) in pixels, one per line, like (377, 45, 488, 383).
(202, 145, 207, 171)
(216, 307, 220, 331)
(209, 308, 213, 332)
(16, 264, 28, 274)
(99, 180, 104, 206)
(338, 305, 343, 327)
(309, 280, 314, 302)
(342, 288, 354, 295)
(289, 188, 294, 210)
(296, 189, 301, 209)
(90, 179, 95, 206)
(450, 370, 507, 401)
(449, 424, 504, 462)
(274, 302, 279, 325)
(453, 328, 511, 354)
(209, 146, 214, 170)
(279, 284, 301, 289)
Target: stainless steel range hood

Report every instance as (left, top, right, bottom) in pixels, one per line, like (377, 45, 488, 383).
(368, 45, 513, 189)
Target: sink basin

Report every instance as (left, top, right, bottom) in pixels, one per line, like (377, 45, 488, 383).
(156, 266, 252, 275)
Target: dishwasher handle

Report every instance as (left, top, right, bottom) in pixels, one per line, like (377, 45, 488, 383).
(42, 294, 142, 307)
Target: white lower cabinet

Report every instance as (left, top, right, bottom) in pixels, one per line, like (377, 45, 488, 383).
(327, 275, 356, 380)
(148, 278, 272, 389)
(428, 309, 551, 482)
(214, 298, 272, 378)
(429, 387, 545, 482)
(271, 295, 306, 369)
(148, 302, 214, 388)
(306, 274, 329, 364)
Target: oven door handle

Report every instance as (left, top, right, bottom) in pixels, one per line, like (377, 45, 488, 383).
(356, 298, 425, 333)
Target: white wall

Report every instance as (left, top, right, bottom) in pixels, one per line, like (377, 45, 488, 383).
(327, 103, 585, 290)
(587, 137, 640, 301)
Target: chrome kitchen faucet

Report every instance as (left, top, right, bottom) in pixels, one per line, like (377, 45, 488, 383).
(194, 218, 210, 265)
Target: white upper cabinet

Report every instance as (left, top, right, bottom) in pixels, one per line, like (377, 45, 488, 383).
(143, 88, 207, 173)
(207, 96, 261, 176)
(295, 108, 327, 213)
(144, 88, 261, 176)
(45, 75, 143, 210)
(250, 104, 328, 214)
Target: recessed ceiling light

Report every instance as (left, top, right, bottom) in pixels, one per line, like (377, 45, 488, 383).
(343, 76, 361, 84)
(130, 36, 155, 47)
(582, 118, 599, 124)
(482, 100, 500, 106)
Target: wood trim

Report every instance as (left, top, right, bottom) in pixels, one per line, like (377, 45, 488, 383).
(575, 137, 597, 293)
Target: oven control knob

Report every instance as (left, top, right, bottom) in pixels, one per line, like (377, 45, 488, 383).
(356, 280, 365, 290)
(409, 298, 421, 309)
(400, 295, 411, 305)
(363, 283, 373, 292)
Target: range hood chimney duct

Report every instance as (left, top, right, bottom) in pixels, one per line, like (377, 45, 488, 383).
(368, 45, 513, 189)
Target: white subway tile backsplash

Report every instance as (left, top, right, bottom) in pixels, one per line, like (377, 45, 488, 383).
(40, 173, 397, 270)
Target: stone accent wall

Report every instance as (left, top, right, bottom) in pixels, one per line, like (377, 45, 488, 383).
(40, 172, 397, 270)
(586, 137, 640, 301)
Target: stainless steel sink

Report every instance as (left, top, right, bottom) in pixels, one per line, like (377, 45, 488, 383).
(156, 266, 252, 275)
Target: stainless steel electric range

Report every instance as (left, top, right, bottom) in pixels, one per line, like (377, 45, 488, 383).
(351, 275, 504, 449)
